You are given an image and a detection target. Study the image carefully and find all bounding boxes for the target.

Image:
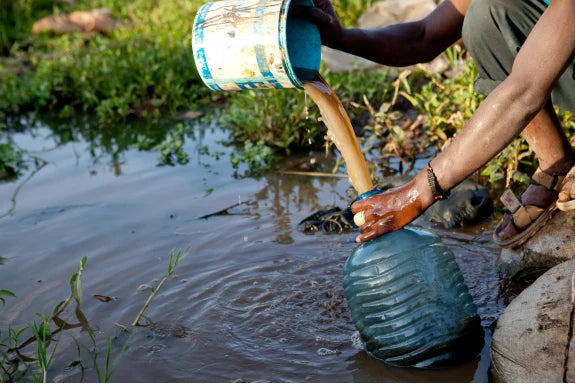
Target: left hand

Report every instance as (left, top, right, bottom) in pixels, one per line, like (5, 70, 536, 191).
(350, 182, 426, 243)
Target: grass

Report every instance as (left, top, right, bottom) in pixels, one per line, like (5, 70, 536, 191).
(0, 0, 209, 122)
(2, 0, 574, 187)
(132, 248, 188, 326)
(0, 250, 188, 382)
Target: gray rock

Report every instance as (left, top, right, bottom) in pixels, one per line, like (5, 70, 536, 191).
(497, 210, 575, 282)
(322, 0, 437, 73)
(490, 259, 575, 382)
(425, 179, 492, 228)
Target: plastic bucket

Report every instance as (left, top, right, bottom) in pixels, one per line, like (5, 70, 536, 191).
(192, 0, 321, 91)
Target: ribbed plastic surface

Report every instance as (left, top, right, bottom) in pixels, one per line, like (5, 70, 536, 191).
(343, 227, 483, 368)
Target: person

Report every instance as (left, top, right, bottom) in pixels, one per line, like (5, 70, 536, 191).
(303, 0, 575, 246)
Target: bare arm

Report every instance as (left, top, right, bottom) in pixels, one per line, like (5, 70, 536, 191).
(434, 0, 575, 190)
(351, 0, 575, 242)
(306, 0, 471, 66)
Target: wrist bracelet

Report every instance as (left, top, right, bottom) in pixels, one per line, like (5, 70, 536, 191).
(426, 161, 450, 200)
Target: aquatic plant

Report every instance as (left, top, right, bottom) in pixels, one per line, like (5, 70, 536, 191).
(0, 290, 14, 307)
(0, 248, 188, 382)
(132, 248, 188, 326)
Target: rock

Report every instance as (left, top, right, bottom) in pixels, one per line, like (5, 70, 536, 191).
(490, 259, 575, 382)
(32, 8, 119, 35)
(178, 111, 204, 120)
(425, 179, 493, 228)
(497, 210, 575, 282)
(322, 0, 437, 72)
(32, 15, 83, 34)
(357, 0, 437, 29)
(320, 47, 380, 73)
(69, 9, 117, 33)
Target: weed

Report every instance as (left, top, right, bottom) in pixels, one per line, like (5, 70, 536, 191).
(219, 67, 394, 172)
(31, 314, 59, 383)
(132, 248, 188, 326)
(0, 0, 210, 122)
(85, 329, 132, 383)
(0, 141, 27, 181)
(0, 291, 15, 307)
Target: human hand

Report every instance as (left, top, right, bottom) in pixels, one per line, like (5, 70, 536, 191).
(300, 0, 344, 48)
(350, 182, 426, 243)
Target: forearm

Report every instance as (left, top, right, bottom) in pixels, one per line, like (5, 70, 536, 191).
(328, 0, 467, 66)
(432, 78, 543, 191)
(431, 0, 575, 192)
(334, 23, 437, 66)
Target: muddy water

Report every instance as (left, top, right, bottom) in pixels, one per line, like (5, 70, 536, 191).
(0, 117, 516, 382)
(303, 76, 373, 195)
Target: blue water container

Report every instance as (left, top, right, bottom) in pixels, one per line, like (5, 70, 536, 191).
(343, 227, 483, 368)
(192, 0, 321, 91)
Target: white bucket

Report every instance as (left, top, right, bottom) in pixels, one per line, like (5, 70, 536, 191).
(192, 0, 321, 91)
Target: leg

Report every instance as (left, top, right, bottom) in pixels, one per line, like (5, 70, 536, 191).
(462, 0, 574, 244)
(495, 103, 574, 241)
(352, 0, 575, 243)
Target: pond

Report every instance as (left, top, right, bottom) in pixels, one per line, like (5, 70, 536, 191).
(0, 116, 520, 382)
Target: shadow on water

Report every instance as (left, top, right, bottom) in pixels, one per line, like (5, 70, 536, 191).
(0, 114, 520, 382)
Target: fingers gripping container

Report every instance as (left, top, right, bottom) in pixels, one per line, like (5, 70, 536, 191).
(343, 227, 484, 368)
(192, 0, 321, 91)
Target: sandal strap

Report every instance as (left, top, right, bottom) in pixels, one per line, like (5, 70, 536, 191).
(513, 205, 545, 229)
(499, 189, 545, 229)
(532, 167, 564, 191)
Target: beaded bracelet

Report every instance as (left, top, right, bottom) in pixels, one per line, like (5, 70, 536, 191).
(426, 161, 450, 200)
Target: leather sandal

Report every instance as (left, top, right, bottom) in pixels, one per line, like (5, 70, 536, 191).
(493, 168, 564, 248)
(556, 166, 575, 211)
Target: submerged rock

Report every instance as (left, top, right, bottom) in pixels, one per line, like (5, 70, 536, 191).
(298, 177, 492, 234)
(32, 9, 120, 35)
(496, 210, 575, 282)
(298, 207, 355, 234)
(490, 259, 575, 382)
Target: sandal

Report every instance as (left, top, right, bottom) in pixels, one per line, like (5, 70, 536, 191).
(556, 166, 575, 211)
(493, 168, 565, 248)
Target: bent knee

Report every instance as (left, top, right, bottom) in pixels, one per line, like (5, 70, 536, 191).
(462, 0, 505, 54)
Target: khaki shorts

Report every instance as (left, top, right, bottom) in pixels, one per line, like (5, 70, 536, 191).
(461, 0, 575, 113)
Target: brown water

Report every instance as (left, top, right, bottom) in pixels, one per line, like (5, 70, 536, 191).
(0, 117, 520, 382)
(303, 76, 373, 195)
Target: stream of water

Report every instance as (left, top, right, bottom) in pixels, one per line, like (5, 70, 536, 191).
(0, 116, 520, 382)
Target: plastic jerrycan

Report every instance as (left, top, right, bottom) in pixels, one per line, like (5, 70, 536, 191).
(344, 193, 483, 368)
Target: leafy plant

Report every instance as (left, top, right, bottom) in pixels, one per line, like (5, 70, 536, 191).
(0, 141, 26, 180)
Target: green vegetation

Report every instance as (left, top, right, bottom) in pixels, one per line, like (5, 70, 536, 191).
(132, 248, 188, 326)
(1, 250, 188, 382)
(0, 0, 208, 122)
(1, 0, 574, 187)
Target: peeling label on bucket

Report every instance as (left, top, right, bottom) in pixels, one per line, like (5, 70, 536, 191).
(192, 0, 320, 91)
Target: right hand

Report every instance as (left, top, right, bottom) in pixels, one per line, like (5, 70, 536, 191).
(300, 0, 344, 48)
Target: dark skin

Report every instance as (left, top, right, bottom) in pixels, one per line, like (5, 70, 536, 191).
(304, 0, 575, 243)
